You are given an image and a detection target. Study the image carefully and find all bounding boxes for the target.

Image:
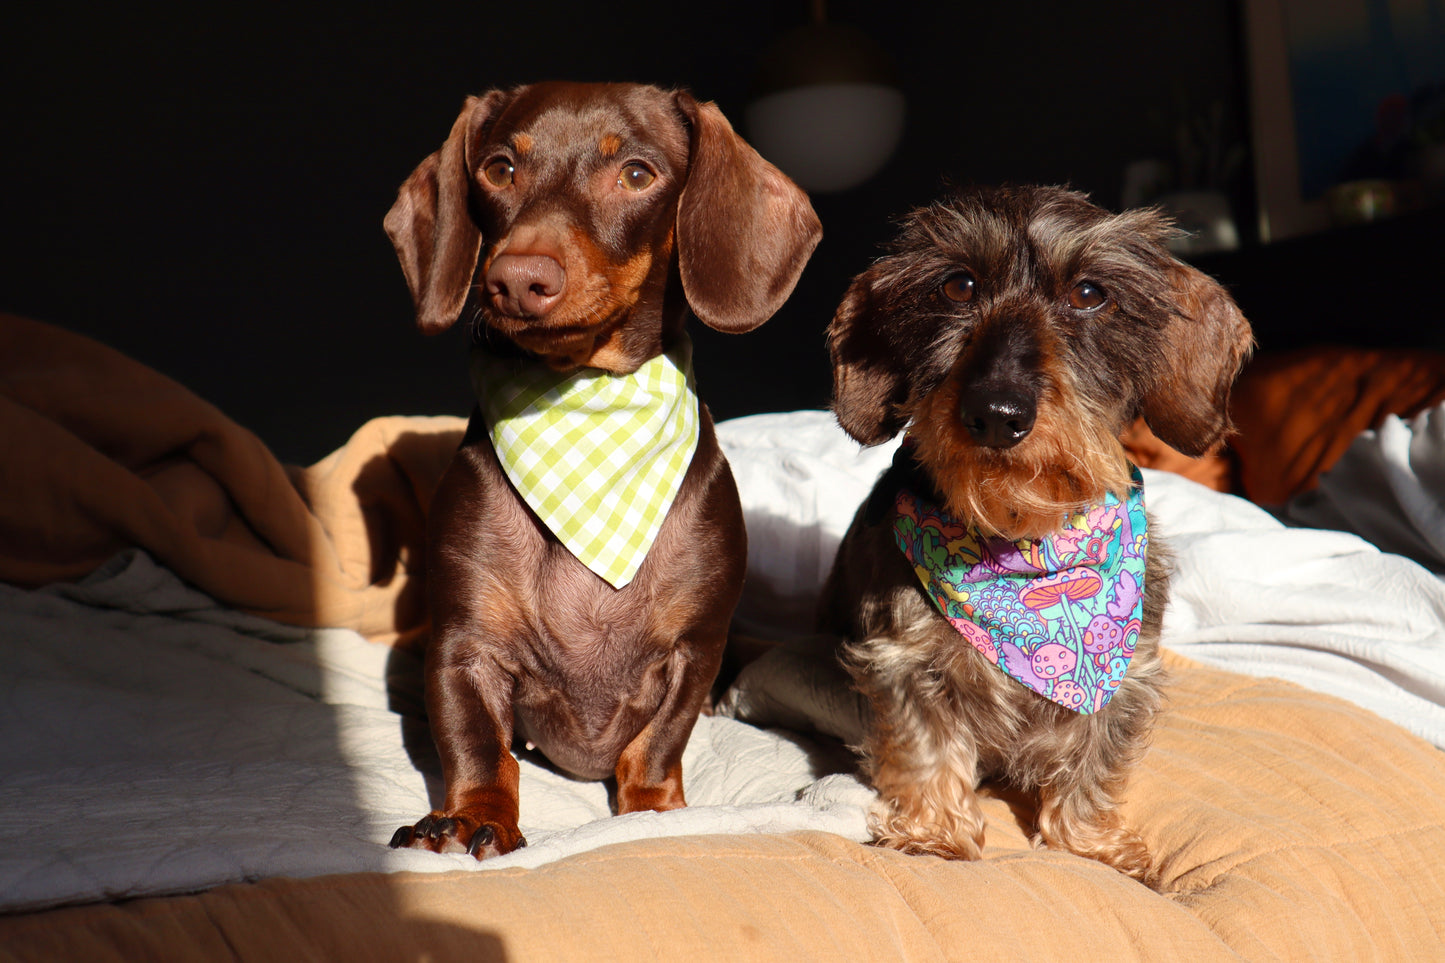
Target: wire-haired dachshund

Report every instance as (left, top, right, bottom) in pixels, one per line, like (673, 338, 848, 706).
(384, 81, 821, 858)
(820, 185, 1252, 883)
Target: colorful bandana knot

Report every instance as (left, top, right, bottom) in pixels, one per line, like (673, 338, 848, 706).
(891, 464, 1148, 714)
(472, 338, 700, 589)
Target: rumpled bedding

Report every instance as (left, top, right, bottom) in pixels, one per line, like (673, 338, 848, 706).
(1288, 402, 1445, 575)
(0, 312, 457, 648)
(5, 317, 1445, 959)
(5, 408, 1445, 921)
(0, 548, 869, 914)
(1225, 345, 1445, 505)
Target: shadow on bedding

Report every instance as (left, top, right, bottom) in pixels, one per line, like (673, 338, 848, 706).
(0, 315, 469, 934)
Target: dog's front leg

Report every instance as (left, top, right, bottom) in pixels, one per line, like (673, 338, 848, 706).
(390, 653, 526, 859)
(865, 725, 989, 861)
(613, 639, 721, 814)
(1032, 719, 1155, 882)
(1035, 780, 1152, 882)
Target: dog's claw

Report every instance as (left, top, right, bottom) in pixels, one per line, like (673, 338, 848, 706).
(467, 823, 527, 858)
(393, 813, 464, 850)
(415, 814, 455, 840)
(468, 825, 495, 856)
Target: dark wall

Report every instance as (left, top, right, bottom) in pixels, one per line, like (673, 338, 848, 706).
(5, 1, 1264, 463)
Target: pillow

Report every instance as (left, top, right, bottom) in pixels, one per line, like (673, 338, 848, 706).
(1228, 347, 1445, 505)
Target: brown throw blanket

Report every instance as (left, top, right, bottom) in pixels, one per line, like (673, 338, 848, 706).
(0, 312, 463, 648)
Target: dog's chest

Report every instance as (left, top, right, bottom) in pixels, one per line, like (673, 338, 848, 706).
(510, 617, 676, 777)
(485, 510, 682, 700)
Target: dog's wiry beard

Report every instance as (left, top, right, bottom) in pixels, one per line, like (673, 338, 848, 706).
(906, 368, 1135, 540)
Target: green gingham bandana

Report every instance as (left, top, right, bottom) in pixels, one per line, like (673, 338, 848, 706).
(470, 338, 700, 589)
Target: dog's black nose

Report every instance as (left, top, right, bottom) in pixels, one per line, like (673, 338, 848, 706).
(959, 387, 1036, 448)
(486, 254, 566, 318)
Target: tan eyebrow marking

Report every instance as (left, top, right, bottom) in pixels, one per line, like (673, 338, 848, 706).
(598, 134, 622, 158)
(513, 133, 534, 154)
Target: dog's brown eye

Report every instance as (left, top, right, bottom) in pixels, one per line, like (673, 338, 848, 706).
(618, 162, 656, 192)
(942, 273, 976, 303)
(483, 159, 515, 188)
(1069, 281, 1106, 310)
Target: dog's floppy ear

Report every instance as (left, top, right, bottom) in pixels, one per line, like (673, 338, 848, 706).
(1138, 263, 1254, 456)
(384, 92, 507, 334)
(828, 273, 911, 446)
(673, 92, 822, 333)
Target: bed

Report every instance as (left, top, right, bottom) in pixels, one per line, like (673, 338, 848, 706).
(4, 312, 1445, 960)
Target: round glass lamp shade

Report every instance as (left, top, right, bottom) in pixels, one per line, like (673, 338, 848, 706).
(745, 82, 906, 193)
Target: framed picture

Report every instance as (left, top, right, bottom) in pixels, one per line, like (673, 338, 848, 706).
(1242, 0, 1445, 242)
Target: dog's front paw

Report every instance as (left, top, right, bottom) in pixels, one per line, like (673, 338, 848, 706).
(868, 800, 986, 861)
(388, 811, 527, 859)
(1038, 820, 1154, 884)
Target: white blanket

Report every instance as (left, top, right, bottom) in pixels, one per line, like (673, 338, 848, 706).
(3, 410, 1444, 913)
(1287, 403, 1445, 574)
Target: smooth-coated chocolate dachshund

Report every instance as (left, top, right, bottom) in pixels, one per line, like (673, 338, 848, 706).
(384, 82, 820, 858)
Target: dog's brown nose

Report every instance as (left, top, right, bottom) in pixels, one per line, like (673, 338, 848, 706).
(959, 387, 1036, 448)
(486, 254, 566, 317)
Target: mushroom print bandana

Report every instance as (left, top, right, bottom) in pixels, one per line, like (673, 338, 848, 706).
(891, 464, 1148, 714)
(471, 338, 700, 589)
